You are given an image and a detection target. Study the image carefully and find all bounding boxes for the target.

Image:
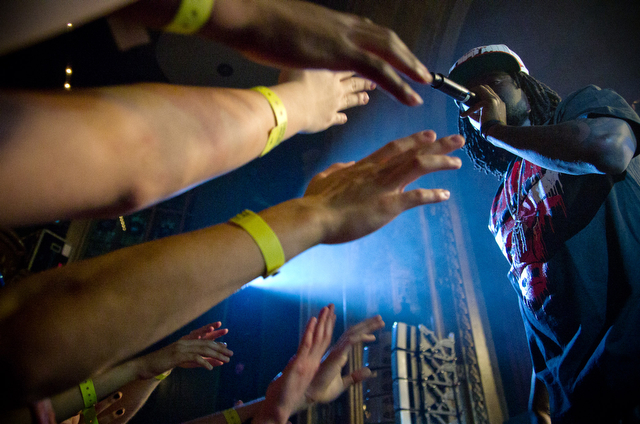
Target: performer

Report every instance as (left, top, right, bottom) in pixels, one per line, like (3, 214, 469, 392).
(450, 44, 640, 423)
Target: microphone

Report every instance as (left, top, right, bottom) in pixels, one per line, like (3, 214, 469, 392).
(430, 72, 476, 105)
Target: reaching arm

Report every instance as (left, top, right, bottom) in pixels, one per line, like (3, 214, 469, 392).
(116, 0, 430, 106)
(297, 315, 385, 410)
(2, 0, 430, 105)
(0, 70, 373, 227)
(461, 84, 637, 175)
(0, 130, 463, 408)
(6, 323, 231, 424)
(185, 311, 384, 424)
(254, 304, 336, 424)
(51, 323, 230, 423)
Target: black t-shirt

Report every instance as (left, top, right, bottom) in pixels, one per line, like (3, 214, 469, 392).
(488, 86, 640, 422)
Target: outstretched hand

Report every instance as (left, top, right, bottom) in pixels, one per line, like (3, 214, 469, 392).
(134, 323, 233, 379)
(303, 315, 385, 408)
(278, 69, 375, 133)
(209, 0, 431, 106)
(179, 322, 230, 369)
(256, 304, 336, 424)
(304, 130, 465, 244)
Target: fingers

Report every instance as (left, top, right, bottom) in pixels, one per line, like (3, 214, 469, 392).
(354, 21, 431, 86)
(313, 304, 336, 354)
(174, 339, 233, 369)
(327, 315, 385, 364)
(371, 134, 464, 191)
(183, 322, 224, 340)
(399, 188, 452, 208)
(297, 305, 336, 363)
(298, 316, 318, 357)
(338, 75, 373, 112)
(197, 340, 233, 364)
(314, 162, 356, 179)
(201, 328, 229, 341)
(340, 91, 369, 111)
(97, 407, 126, 424)
(205, 357, 226, 368)
(94, 391, 122, 415)
(459, 85, 503, 121)
(343, 367, 373, 387)
(363, 130, 437, 164)
(193, 355, 216, 370)
(342, 75, 375, 94)
(347, 51, 424, 107)
(342, 16, 430, 106)
(331, 112, 348, 126)
(342, 315, 385, 342)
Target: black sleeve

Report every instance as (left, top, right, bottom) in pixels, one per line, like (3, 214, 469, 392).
(555, 85, 640, 155)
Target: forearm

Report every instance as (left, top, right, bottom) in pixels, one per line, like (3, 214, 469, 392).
(98, 377, 163, 424)
(0, 82, 308, 227)
(0, 197, 326, 407)
(486, 118, 636, 174)
(50, 360, 140, 422)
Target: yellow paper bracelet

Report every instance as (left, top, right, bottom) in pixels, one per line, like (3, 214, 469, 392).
(79, 379, 98, 409)
(223, 408, 242, 424)
(251, 86, 288, 156)
(229, 210, 285, 277)
(155, 369, 172, 380)
(164, 0, 215, 34)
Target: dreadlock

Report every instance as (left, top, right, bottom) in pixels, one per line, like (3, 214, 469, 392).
(458, 71, 561, 178)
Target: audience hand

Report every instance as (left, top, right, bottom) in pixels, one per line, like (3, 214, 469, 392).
(179, 322, 230, 369)
(278, 69, 375, 133)
(209, 0, 431, 106)
(256, 304, 336, 424)
(303, 130, 465, 244)
(132, 324, 233, 379)
(302, 315, 384, 408)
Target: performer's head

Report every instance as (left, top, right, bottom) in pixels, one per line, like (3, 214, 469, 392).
(449, 44, 561, 178)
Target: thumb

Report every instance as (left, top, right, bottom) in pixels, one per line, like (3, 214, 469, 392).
(343, 367, 373, 388)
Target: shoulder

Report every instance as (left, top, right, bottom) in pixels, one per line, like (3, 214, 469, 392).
(554, 86, 640, 148)
(554, 85, 640, 126)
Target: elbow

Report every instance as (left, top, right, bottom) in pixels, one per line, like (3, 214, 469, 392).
(596, 144, 633, 175)
(592, 123, 636, 175)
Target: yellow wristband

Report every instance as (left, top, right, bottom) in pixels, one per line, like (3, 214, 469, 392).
(164, 0, 215, 34)
(222, 408, 242, 424)
(229, 210, 285, 277)
(155, 369, 172, 380)
(79, 379, 98, 409)
(82, 406, 99, 424)
(251, 86, 288, 156)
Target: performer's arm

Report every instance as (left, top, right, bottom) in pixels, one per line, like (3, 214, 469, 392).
(462, 84, 636, 175)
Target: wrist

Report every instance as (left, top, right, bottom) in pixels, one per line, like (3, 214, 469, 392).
(481, 119, 505, 138)
(128, 358, 150, 380)
(269, 82, 307, 138)
(258, 198, 328, 259)
(292, 392, 315, 414)
(253, 403, 290, 424)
